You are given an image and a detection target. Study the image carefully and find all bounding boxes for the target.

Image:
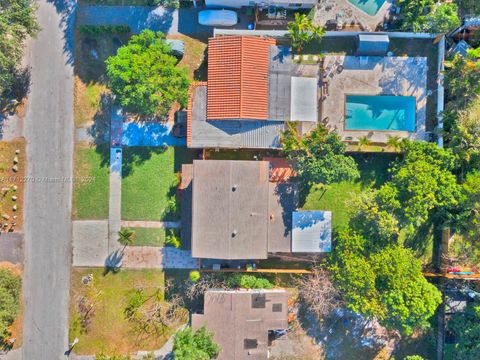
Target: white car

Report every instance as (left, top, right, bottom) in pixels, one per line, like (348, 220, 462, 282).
(198, 9, 238, 27)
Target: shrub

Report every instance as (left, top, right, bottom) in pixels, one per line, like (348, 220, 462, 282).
(227, 274, 273, 289)
(189, 271, 201, 283)
(79, 25, 131, 37)
(165, 228, 181, 248)
(0, 268, 21, 344)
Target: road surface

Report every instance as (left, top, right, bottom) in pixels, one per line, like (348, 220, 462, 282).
(21, 0, 75, 359)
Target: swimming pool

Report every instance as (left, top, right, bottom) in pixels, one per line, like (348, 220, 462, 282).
(345, 95, 416, 132)
(347, 0, 386, 16)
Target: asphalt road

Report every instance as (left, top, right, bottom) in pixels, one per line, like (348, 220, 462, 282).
(21, 0, 75, 359)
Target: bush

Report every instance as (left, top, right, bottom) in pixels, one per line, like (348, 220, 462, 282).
(0, 268, 21, 345)
(227, 274, 273, 289)
(165, 228, 181, 248)
(189, 271, 201, 283)
(79, 25, 131, 37)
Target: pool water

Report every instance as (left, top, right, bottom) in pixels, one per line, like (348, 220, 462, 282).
(345, 95, 416, 132)
(347, 0, 386, 16)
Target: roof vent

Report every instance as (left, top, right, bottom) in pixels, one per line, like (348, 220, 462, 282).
(232, 184, 237, 191)
(232, 230, 237, 237)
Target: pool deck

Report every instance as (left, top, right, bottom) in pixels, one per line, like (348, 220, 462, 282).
(320, 55, 427, 143)
(313, 0, 392, 31)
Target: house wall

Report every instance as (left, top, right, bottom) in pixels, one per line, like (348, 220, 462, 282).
(205, 0, 315, 10)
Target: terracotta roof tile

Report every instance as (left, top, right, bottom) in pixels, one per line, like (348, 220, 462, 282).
(207, 36, 275, 120)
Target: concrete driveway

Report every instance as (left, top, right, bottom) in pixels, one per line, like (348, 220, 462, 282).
(77, 6, 211, 34)
(0, 233, 24, 264)
(77, 5, 253, 35)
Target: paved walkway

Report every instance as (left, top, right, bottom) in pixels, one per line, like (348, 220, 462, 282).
(122, 246, 199, 269)
(121, 220, 180, 229)
(108, 106, 123, 252)
(0, 114, 24, 141)
(0, 233, 24, 264)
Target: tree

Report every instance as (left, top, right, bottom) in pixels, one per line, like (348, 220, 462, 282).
(287, 13, 325, 52)
(348, 187, 400, 248)
(296, 267, 342, 321)
(448, 302, 480, 360)
(399, 0, 434, 32)
(0, 269, 21, 345)
(106, 30, 190, 117)
(444, 55, 480, 111)
(422, 3, 460, 33)
(0, 0, 39, 98)
(173, 326, 220, 360)
(448, 97, 480, 172)
(281, 122, 359, 188)
(330, 231, 442, 335)
(357, 136, 372, 151)
(118, 228, 135, 251)
(404, 356, 425, 360)
(387, 141, 460, 226)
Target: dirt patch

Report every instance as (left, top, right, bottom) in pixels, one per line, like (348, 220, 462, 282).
(0, 139, 26, 232)
(166, 34, 208, 81)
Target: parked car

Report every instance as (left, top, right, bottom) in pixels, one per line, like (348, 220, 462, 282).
(198, 9, 238, 27)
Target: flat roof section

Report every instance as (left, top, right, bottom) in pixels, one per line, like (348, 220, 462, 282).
(292, 210, 332, 253)
(290, 77, 318, 122)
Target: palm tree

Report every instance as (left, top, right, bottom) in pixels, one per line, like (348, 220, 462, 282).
(387, 135, 402, 151)
(118, 228, 135, 252)
(358, 136, 372, 151)
(287, 13, 325, 52)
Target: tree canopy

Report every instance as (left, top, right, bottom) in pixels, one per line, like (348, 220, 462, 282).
(281, 122, 359, 188)
(448, 302, 480, 360)
(330, 231, 442, 335)
(0, 268, 21, 344)
(399, 0, 460, 33)
(0, 0, 38, 97)
(173, 326, 220, 360)
(106, 30, 190, 118)
(287, 13, 325, 52)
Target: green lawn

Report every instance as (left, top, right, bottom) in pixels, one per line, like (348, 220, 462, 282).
(69, 268, 186, 354)
(302, 153, 397, 230)
(121, 147, 195, 221)
(73, 144, 110, 220)
(123, 227, 166, 247)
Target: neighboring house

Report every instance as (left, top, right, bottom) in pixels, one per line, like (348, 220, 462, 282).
(192, 289, 289, 360)
(180, 159, 331, 260)
(187, 35, 319, 149)
(204, 0, 316, 10)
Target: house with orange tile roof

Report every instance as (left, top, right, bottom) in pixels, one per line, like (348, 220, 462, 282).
(187, 35, 319, 149)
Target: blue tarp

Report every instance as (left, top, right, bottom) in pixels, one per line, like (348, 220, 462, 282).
(122, 122, 186, 147)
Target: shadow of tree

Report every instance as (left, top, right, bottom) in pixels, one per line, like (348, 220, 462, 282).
(121, 146, 168, 178)
(103, 249, 124, 274)
(46, 0, 76, 66)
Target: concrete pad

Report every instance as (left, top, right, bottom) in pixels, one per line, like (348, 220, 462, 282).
(0, 233, 24, 264)
(72, 220, 109, 267)
(122, 246, 163, 268)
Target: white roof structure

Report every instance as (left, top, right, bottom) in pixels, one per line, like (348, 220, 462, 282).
(292, 210, 332, 253)
(357, 34, 390, 55)
(290, 77, 317, 122)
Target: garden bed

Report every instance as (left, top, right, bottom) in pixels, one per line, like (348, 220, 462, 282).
(0, 140, 25, 232)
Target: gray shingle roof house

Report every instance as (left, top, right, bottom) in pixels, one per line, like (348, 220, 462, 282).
(192, 289, 288, 360)
(185, 160, 296, 260)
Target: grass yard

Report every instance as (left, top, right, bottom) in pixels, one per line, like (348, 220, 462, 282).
(0, 140, 25, 232)
(167, 34, 208, 81)
(73, 143, 110, 220)
(69, 268, 186, 354)
(123, 227, 166, 247)
(302, 153, 396, 230)
(74, 78, 108, 128)
(122, 147, 195, 221)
